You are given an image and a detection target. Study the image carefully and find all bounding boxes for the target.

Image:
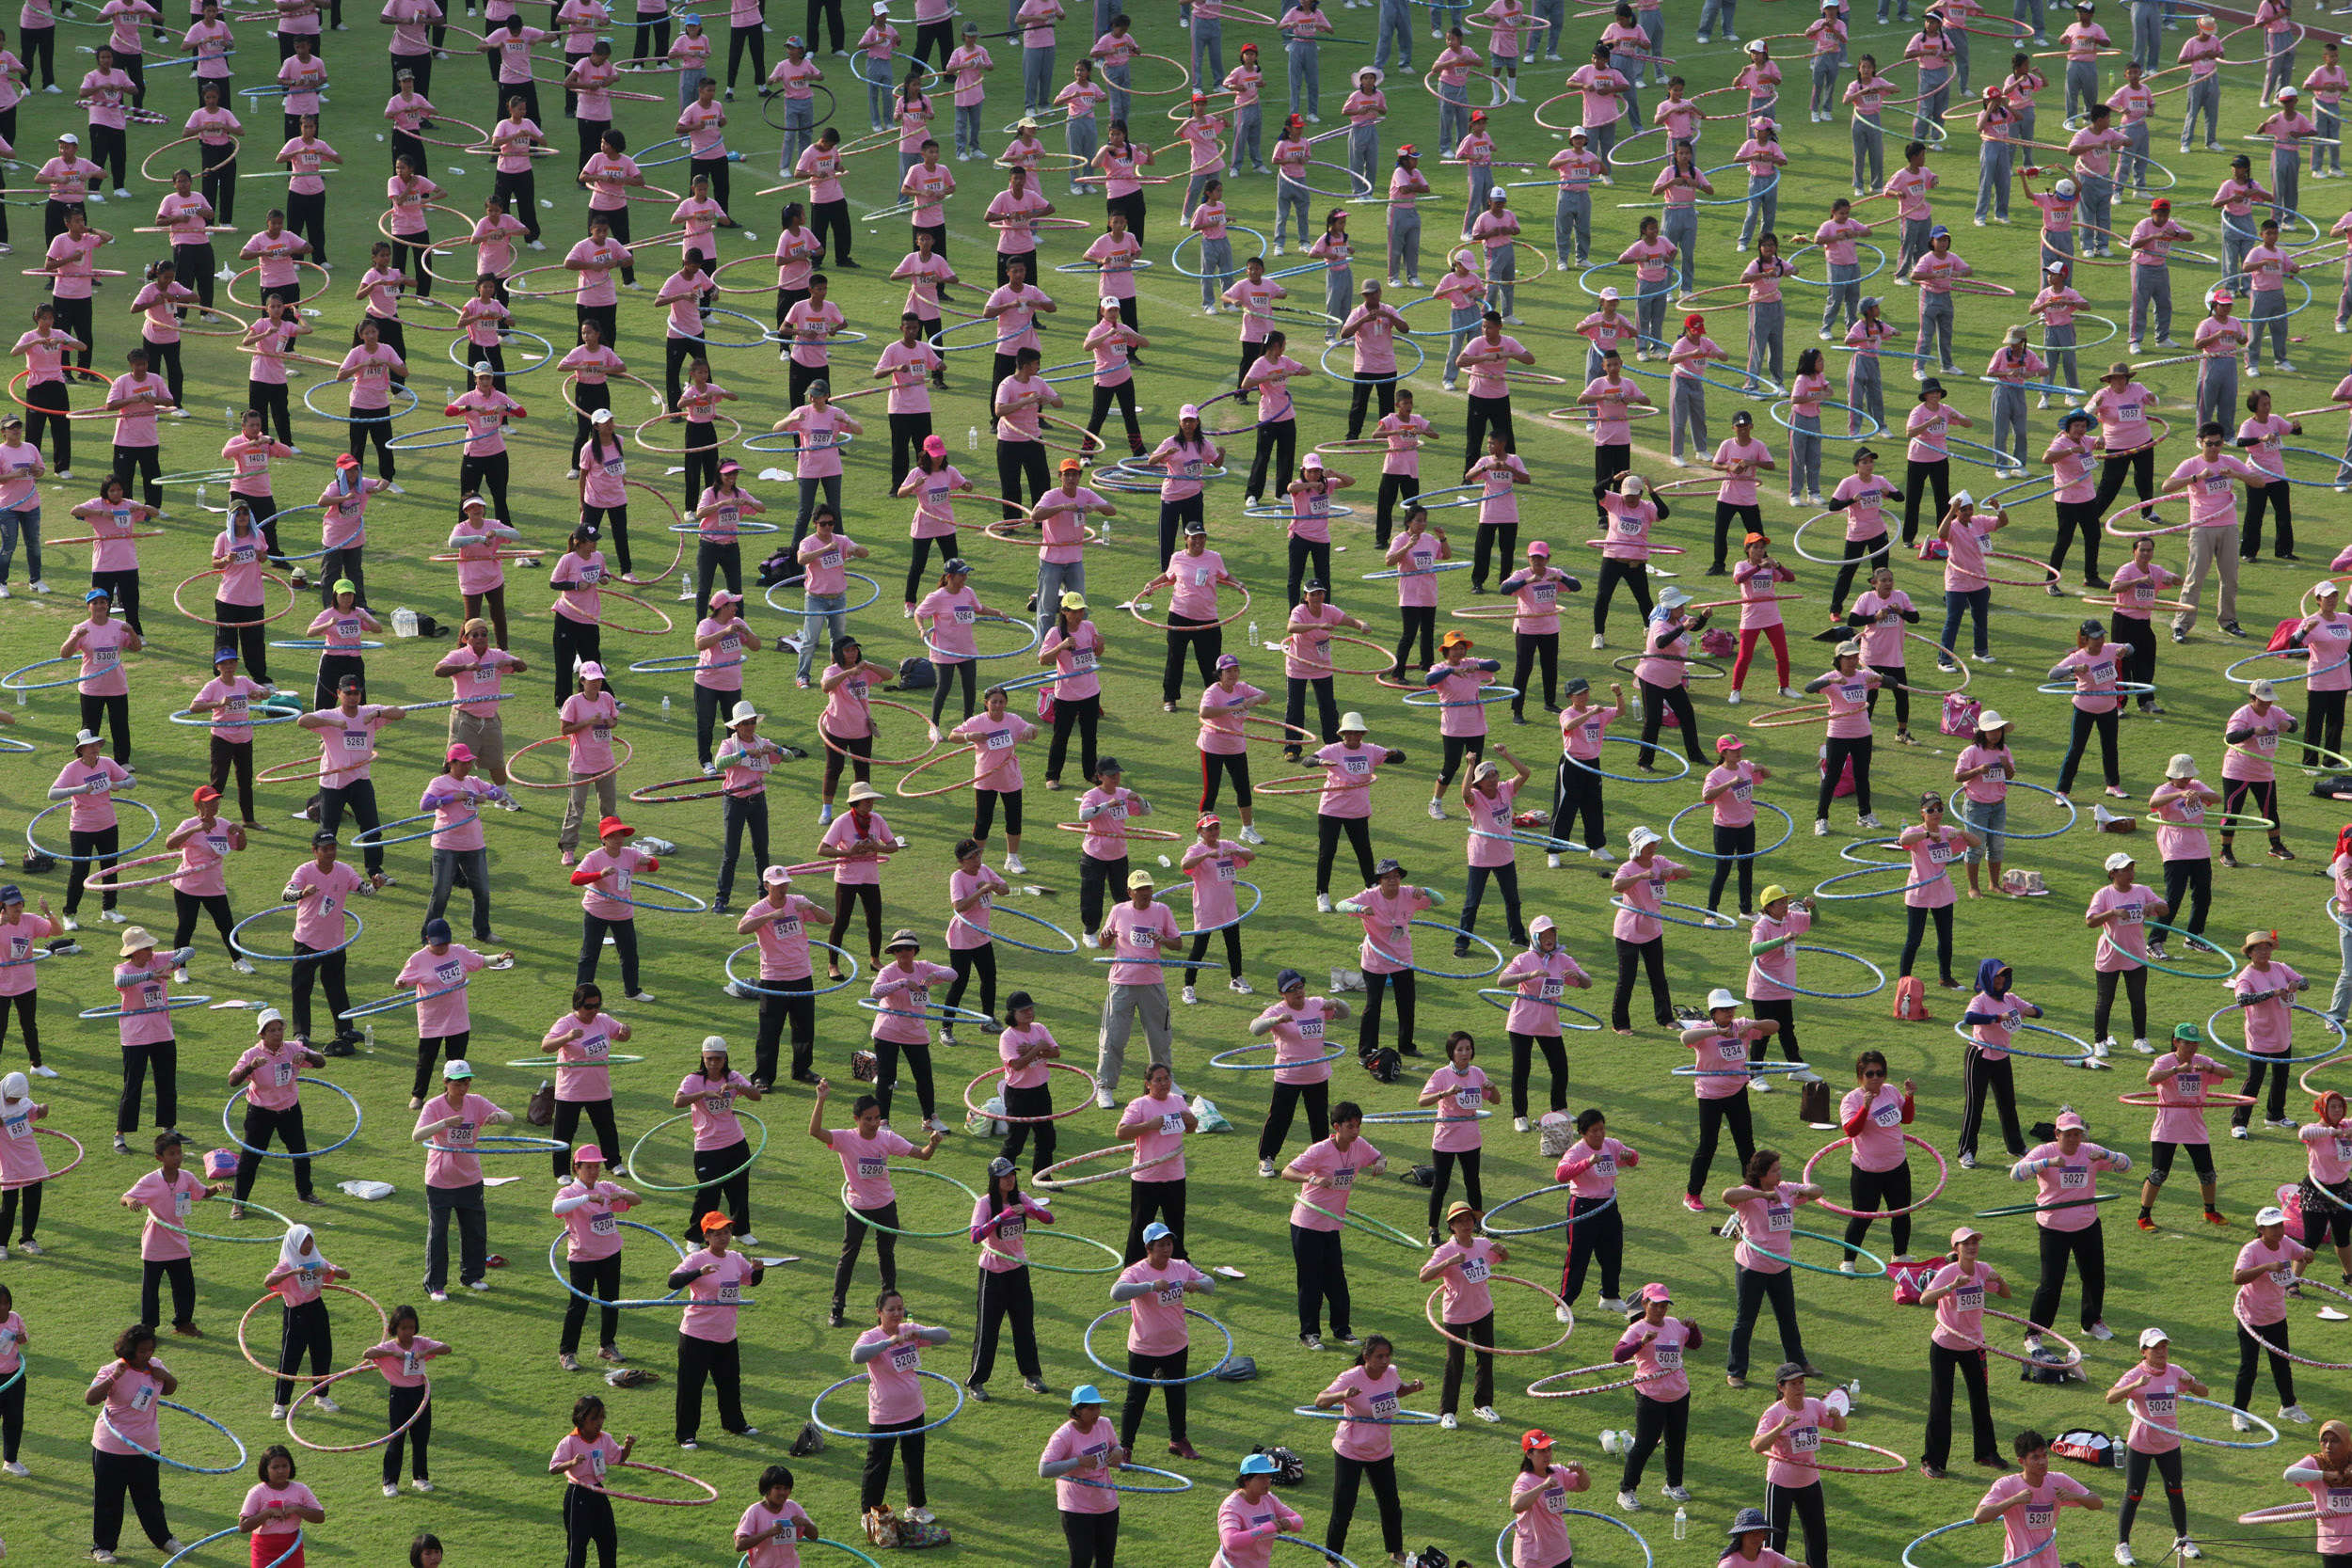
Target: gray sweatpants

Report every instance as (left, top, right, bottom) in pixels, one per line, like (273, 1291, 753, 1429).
(2127, 0, 2161, 70)
(1066, 117, 1099, 195)
(1023, 45, 1056, 115)
(1486, 242, 1516, 319)
(1696, 0, 1737, 35)
(1388, 207, 1421, 281)
(2079, 172, 2113, 254)
(1104, 62, 1130, 125)
(1233, 103, 1263, 170)
(1199, 234, 1236, 307)
(2065, 59, 2099, 119)
(2118, 120, 2151, 194)
(2195, 353, 2238, 434)
(1096, 981, 1172, 1097)
(2170, 522, 2238, 634)
(1990, 383, 2028, 468)
(1035, 558, 1086, 639)
(1914, 71, 1950, 141)
(2180, 75, 2218, 149)
(2272, 150, 2300, 228)
(1847, 354, 1883, 436)
(1278, 176, 1311, 247)
(1348, 122, 1378, 195)
(1788, 411, 1822, 498)
(1976, 140, 2013, 221)
(1670, 375, 1708, 458)
(2130, 265, 2172, 343)
(1554, 189, 1590, 264)
(1664, 207, 1698, 294)
(1822, 260, 1860, 333)
(1917, 290, 1955, 370)
(1852, 113, 1884, 190)
(1375, 0, 1414, 71)
(1444, 304, 1481, 380)
(2042, 321, 2078, 391)
(1286, 40, 1320, 119)
(2249, 287, 2289, 368)
(1746, 298, 1783, 387)
(1896, 215, 1931, 279)
(1738, 173, 1778, 247)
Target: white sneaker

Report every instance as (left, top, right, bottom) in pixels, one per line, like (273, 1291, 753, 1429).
(2, 1460, 26, 1476)
(2232, 1414, 2254, 1432)
(25, 580, 45, 594)
(100, 910, 126, 924)
(2232, 1124, 2250, 1139)
(1618, 1491, 1644, 1513)
(1082, 933, 1100, 948)
(1316, 894, 1335, 913)
(1727, 690, 1742, 705)
(1839, 1259, 1858, 1274)
(1260, 1157, 1277, 1177)
(2279, 360, 2298, 372)
(1555, 1304, 1574, 1323)
(271, 1403, 289, 1418)
(906, 1508, 937, 1526)
(1814, 819, 1830, 836)
(466, 1279, 489, 1291)
(1513, 1116, 1531, 1132)
(384, 1482, 401, 1497)
(1427, 799, 1445, 819)
(1093, 1087, 1115, 1109)
(1238, 825, 1264, 845)
(2281, 1403, 2312, 1423)
(1004, 853, 1026, 874)
(413, 1479, 435, 1493)
(1591, 633, 1606, 649)
(1440, 1412, 1459, 1429)
(1754, 1075, 1776, 1094)
(2132, 1037, 2152, 1054)
(2090, 1321, 2115, 1340)
(2115, 1544, 2137, 1566)
(315, 1397, 342, 1414)
(1183, 986, 1200, 1005)
(1229, 978, 1254, 994)
(232, 959, 255, 975)
(173, 967, 189, 985)
(1588, 847, 1616, 864)
(1856, 813, 1882, 829)
(1473, 1405, 1502, 1423)
(30, 1065, 53, 1077)
(2177, 1541, 2201, 1561)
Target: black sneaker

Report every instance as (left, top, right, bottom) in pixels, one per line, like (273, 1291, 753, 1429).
(2220, 620, 2247, 638)
(827, 1307, 847, 1328)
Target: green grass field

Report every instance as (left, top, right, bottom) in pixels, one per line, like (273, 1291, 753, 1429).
(3, 1, 2352, 1564)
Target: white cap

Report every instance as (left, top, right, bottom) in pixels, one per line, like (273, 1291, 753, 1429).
(1627, 825, 1661, 850)
(2139, 1325, 2169, 1348)
(1745, 37, 1768, 50)
(255, 1007, 284, 1033)
(2257, 1204, 2289, 1227)
(2280, 85, 2300, 97)
(58, 133, 77, 145)
(2104, 849, 2136, 871)
(2252, 678, 2279, 701)
(1598, 286, 1621, 301)
(2316, 579, 2343, 599)
(1340, 710, 1369, 732)
(1951, 489, 1975, 507)
(1706, 987, 1740, 1010)
(2046, 260, 2067, 275)
(1100, 295, 1119, 310)
(2055, 177, 2077, 198)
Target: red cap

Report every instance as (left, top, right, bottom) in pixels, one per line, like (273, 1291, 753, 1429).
(597, 816, 635, 839)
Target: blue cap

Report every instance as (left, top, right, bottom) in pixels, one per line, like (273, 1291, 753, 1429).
(1141, 1221, 1174, 1244)
(421, 917, 453, 943)
(1070, 1384, 1104, 1405)
(1929, 224, 1950, 240)
(1276, 967, 1306, 991)
(1240, 1454, 1279, 1477)
(84, 587, 110, 602)
(0, 884, 21, 906)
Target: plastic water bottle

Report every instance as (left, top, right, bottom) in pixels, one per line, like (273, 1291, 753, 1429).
(660, 693, 672, 712)
(966, 424, 980, 451)
(391, 606, 419, 638)
(1673, 1509, 1688, 1543)
(362, 1023, 374, 1053)
(1846, 1377, 1863, 1411)
(1247, 619, 1260, 648)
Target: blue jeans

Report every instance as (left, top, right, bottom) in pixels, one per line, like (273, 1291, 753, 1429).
(801, 591, 847, 680)
(1958, 794, 2006, 863)
(0, 506, 40, 583)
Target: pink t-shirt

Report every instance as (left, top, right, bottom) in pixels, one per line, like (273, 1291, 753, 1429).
(2114, 1361, 2190, 1454)
(1119, 1256, 1208, 1354)
(395, 944, 485, 1038)
(2233, 961, 2306, 1056)
(544, 1007, 623, 1103)
(558, 1178, 632, 1263)
(1319, 1364, 1403, 1462)
(677, 1246, 755, 1341)
(1042, 1418, 1121, 1514)
(1122, 1088, 1189, 1183)
(1756, 1396, 1828, 1487)
(2019, 1139, 2125, 1232)
(90, 1356, 170, 1456)
(124, 1166, 206, 1261)
(1746, 907, 1812, 1003)
(1900, 824, 1963, 910)
(1251, 996, 1338, 1086)
(233, 1039, 305, 1113)
(1510, 1463, 1590, 1568)
(1287, 1135, 1381, 1230)
(1979, 1468, 2092, 1568)
(834, 1127, 916, 1211)
(1929, 1259, 1994, 1349)
(1496, 948, 1587, 1038)
(1732, 1185, 1810, 1272)
(855, 1323, 935, 1422)
(550, 1428, 623, 1486)
(2146, 1053, 2222, 1145)
(2234, 1232, 2305, 1324)
(1619, 1315, 1695, 1402)
(284, 859, 362, 949)
(2224, 702, 2293, 784)
(1428, 1233, 1498, 1322)
(680, 1069, 755, 1151)
(1841, 1083, 1911, 1172)
(2087, 881, 2153, 971)
(1465, 778, 1521, 868)
(417, 1092, 505, 1187)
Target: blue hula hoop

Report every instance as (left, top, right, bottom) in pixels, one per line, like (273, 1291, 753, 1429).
(25, 797, 162, 861)
(1242, 500, 1358, 520)
(1082, 1307, 1235, 1385)
(1664, 800, 1794, 860)
(348, 810, 475, 849)
(1401, 683, 1518, 708)
(930, 315, 1020, 355)
(1290, 1404, 1444, 1426)
(2215, 271, 2314, 323)
(1980, 475, 2057, 512)
(2138, 921, 2240, 982)
(1786, 241, 1889, 288)
(7, 657, 99, 690)
(1768, 397, 1884, 440)
(268, 640, 387, 651)
(1284, 1538, 1365, 1568)
(2147, 1393, 2280, 1450)
(1943, 435, 2016, 471)
(446, 327, 555, 375)
(773, 571, 882, 618)
(2201, 1000, 2346, 1065)
(1607, 895, 1739, 931)
(1481, 1183, 1616, 1238)
(724, 942, 858, 998)
(1475, 988, 1604, 1031)
(1738, 1225, 1888, 1278)
(422, 1134, 571, 1154)
(380, 424, 475, 452)
(104, 1400, 249, 1476)
(631, 134, 694, 168)
(1359, 918, 1505, 980)
(1811, 863, 1935, 901)
(0, 734, 35, 752)
(697, 308, 771, 349)
(1469, 825, 1582, 853)
(544, 1217, 691, 1308)
(1391, 293, 1472, 338)
(338, 977, 473, 1022)
(1693, 164, 1782, 208)
(1317, 334, 1426, 384)
(1672, 1060, 1813, 1079)
(1398, 481, 1488, 511)
(80, 996, 215, 1021)
(1773, 944, 1887, 1001)
(1207, 1039, 1348, 1071)
(919, 614, 1041, 660)
(229, 905, 364, 963)
(1948, 1017, 2098, 1064)
(2249, 445, 2349, 491)
(1170, 227, 1269, 278)
(222, 1076, 362, 1159)
(1068, 1462, 1198, 1494)
(809, 1369, 967, 1439)
(1902, 1519, 2055, 1568)
(2033, 680, 2155, 698)
(1579, 261, 1684, 301)
(1164, 878, 1263, 939)
(1565, 735, 1691, 784)
(856, 997, 995, 1024)
(949, 904, 1080, 955)
(300, 379, 421, 424)
(2226, 645, 2352, 686)
(167, 1528, 306, 1568)
(1494, 1515, 1651, 1568)
(1980, 779, 2078, 842)
(600, 879, 712, 914)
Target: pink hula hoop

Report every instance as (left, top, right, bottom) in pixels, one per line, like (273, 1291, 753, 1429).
(1422, 1274, 1574, 1355)
(0, 1126, 84, 1188)
(80, 851, 191, 895)
(1968, 1308, 2086, 1370)
(286, 1364, 433, 1452)
(1779, 1436, 1910, 1476)
(1797, 1132, 1949, 1217)
(1526, 1360, 1675, 1399)
(963, 1062, 1100, 1122)
(580, 1460, 722, 1507)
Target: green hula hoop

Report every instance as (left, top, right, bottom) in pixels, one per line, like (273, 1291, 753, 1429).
(1295, 1195, 1423, 1248)
(1737, 1226, 1888, 1278)
(149, 1198, 294, 1244)
(625, 1110, 770, 1192)
(980, 1227, 1125, 1275)
(838, 1164, 978, 1237)
(2137, 921, 2240, 982)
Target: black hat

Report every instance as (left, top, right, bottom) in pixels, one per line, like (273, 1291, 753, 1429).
(311, 830, 339, 847)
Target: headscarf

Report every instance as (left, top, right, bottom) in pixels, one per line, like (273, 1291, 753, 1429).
(0, 1070, 24, 1106)
(1975, 957, 2010, 1001)
(278, 1223, 326, 1274)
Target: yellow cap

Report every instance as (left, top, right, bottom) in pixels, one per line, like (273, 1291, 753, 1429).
(1758, 884, 1789, 907)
